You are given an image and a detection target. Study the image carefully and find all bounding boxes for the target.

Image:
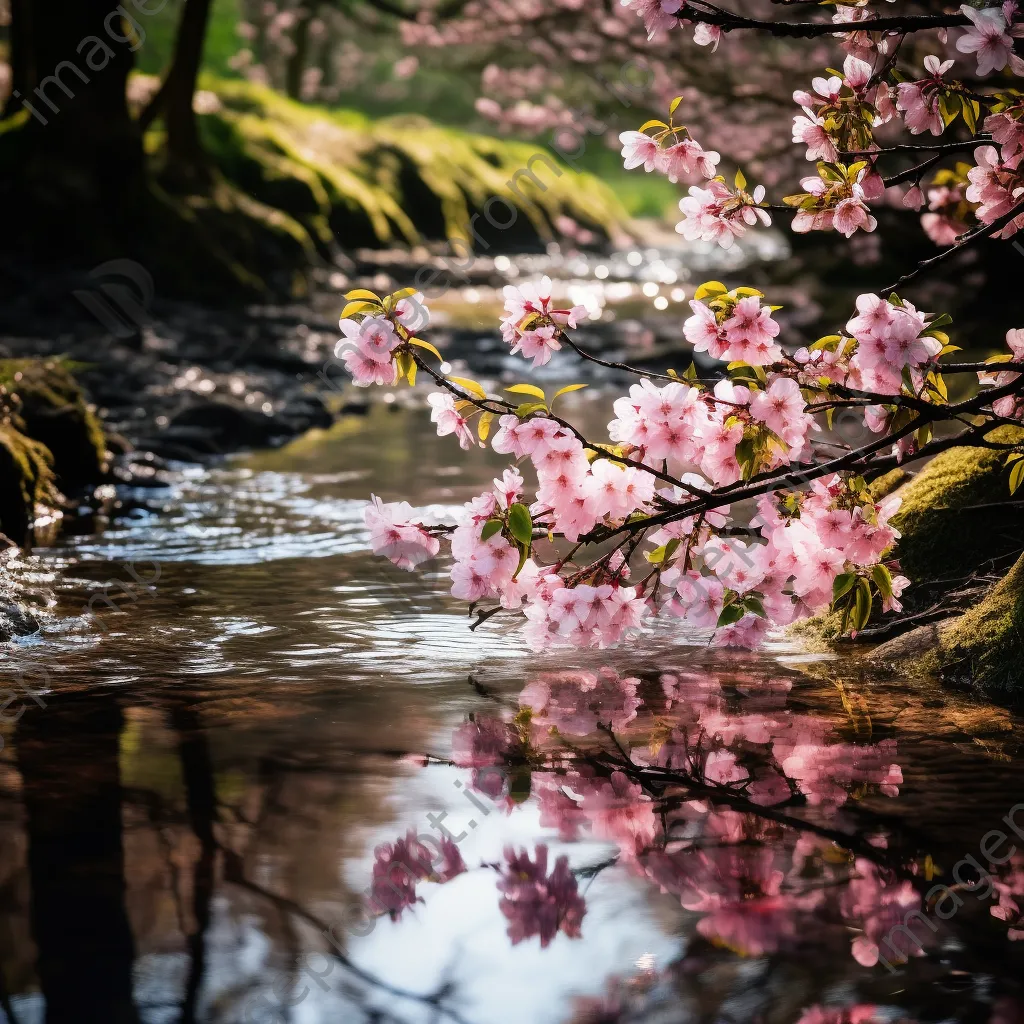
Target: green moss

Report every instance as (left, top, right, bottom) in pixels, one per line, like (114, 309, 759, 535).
(189, 77, 630, 250)
(0, 359, 107, 489)
(936, 553, 1024, 693)
(889, 426, 1024, 582)
(868, 468, 910, 501)
(0, 422, 59, 546)
(870, 554, 1024, 695)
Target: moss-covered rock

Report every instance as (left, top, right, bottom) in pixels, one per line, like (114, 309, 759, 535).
(871, 553, 1024, 695)
(189, 77, 630, 254)
(868, 468, 910, 501)
(888, 426, 1024, 583)
(0, 359, 112, 545)
(0, 359, 108, 489)
(0, 422, 60, 545)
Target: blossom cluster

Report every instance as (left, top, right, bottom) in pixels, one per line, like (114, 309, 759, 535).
(499, 275, 587, 368)
(346, 283, 949, 651)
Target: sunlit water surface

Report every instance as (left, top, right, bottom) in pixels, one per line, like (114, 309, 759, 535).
(1, 402, 1024, 1024)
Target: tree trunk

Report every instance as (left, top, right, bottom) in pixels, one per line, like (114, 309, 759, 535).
(284, 6, 314, 101)
(159, 0, 216, 189)
(0, 0, 145, 269)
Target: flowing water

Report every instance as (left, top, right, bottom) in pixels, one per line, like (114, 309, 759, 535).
(2, 261, 1024, 1023)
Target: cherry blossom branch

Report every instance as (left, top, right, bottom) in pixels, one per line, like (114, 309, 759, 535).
(560, 335, 680, 383)
(592, 373, 1024, 544)
(676, 2, 969, 39)
(408, 350, 701, 494)
(841, 139, 992, 158)
(880, 198, 1024, 294)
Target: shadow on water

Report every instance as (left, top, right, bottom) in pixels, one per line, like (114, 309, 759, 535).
(1, 405, 1024, 1024)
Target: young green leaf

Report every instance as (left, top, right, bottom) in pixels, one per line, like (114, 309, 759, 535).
(480, 518, 503, 541)
(410, 338, 444, 361)
(506, 383, 547, 400)
(871, 564, 893, 600)
(507, 503, 534, 545)
(449, 377, 487, 400)
(478, 411, 494, 442)
(340, 300, 378, 319)
(1010, 457, 1024, 495)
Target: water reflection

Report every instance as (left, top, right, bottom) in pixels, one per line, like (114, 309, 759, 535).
(1, 406, 1023, 1023)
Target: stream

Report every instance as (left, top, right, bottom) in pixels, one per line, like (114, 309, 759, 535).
(1, 240, 1023, 1024)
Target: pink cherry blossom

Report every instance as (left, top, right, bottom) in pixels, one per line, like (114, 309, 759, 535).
(978, 327, 1024, 419)
(427, 392, 476, 449)
(897, 56, 954, 136)
(957, 3, 1017, 77)
(369, 829, 466, 918)
(365, 495, 440, 569)
(966, 146, 1024, 238)
(618, 130, 660, 172)
(657, 137, 721, 182)
(793, 108, 839, 162)
(677, 179, 771, 249)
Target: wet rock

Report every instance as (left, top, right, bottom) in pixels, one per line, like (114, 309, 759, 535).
(277, 393, 333, 432)
(889, 425, 1024, 583)
(0, 599, 40, 640)
(164, 397, 293, 454)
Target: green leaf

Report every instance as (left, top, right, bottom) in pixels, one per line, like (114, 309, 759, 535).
(962, 96, 979, 133)
(832, 572, 857, 604)
(939, 92, 960, 127)
(743, 596, 767, 618)
(505, 383, 547, 400)
(508, 767, 532, 804)
(507, 503, 533, 546)
(1010, 458, 1024, 495)
(477, 411, 494, 442)
(480, 518, 503, 541)
(853, 578, 873, 632)
(871, 564, 893, 600)
(716, 603, 746, 628)
(410, 338, 444, 360)
(552, 383, 588, 401)
(340, 300, 378, 319)
(515, 401, 548, 417)
(694, 280, 728, 301)
(449, 376, 487, 400)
